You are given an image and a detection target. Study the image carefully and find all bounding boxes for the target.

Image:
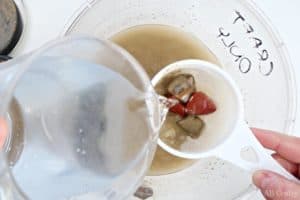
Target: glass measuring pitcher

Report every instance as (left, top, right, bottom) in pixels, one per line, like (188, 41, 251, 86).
(0, 36, 161, 200)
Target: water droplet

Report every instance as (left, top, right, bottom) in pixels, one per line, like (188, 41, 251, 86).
(76, 148, 81, 153)
(79, 129, 83, 133)
(81, 150, 86, 155)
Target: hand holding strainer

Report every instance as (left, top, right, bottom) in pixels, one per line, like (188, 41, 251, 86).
(152, 59, 299, 183)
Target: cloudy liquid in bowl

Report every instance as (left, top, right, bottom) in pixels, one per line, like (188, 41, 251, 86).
(111, 24, 220, 175)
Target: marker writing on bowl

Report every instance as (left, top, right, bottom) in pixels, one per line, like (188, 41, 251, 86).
(217, 10, 274, 76)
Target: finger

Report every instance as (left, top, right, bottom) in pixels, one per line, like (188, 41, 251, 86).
(252, 128, 300, 163)
(0, 118, 8, 149)
(253, 170, 300, 200)
(272, 154, 299, 176)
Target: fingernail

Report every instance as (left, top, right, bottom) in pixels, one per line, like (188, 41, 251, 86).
(253, 171, 278, 190)
(253, 171, 266, 188)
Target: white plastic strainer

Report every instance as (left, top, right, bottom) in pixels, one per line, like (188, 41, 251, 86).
(152, 59, 298, 183)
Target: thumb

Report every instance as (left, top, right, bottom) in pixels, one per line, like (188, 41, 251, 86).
(253, 170, 300, 200)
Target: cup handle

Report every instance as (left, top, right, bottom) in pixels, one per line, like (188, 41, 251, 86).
(214, 121, 299, 183)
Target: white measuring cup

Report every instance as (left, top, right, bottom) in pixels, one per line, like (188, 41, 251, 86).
(152, 59, 298, 182)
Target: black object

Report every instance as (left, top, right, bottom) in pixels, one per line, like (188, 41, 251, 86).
(0, 0, 23, 55)
(0, 55, 12, 62)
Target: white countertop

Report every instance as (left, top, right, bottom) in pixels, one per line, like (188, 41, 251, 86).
(16, 0, 300, 135)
